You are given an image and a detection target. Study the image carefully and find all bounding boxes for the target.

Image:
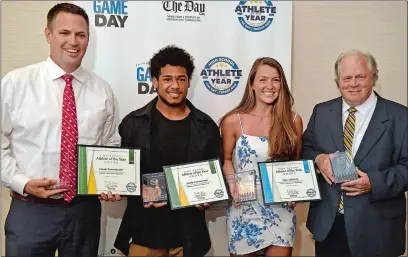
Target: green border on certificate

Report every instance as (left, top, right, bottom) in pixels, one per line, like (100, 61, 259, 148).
(77, 145, 141, 196)
(164, 159, 229, 210)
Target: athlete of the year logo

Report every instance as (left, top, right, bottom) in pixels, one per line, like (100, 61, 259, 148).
(201, 57, 242, 95)
(235, 1, 276, 32)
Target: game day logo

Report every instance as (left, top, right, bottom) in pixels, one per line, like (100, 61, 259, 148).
(136, 62, 156, 95)
(93, 0, 129, 28)
(235, 1, 276, 32)
(201, 57, 242, 95)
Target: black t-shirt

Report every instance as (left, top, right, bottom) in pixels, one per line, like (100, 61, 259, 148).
(135, 106, 191, 248)
(150, 107, 191, 172)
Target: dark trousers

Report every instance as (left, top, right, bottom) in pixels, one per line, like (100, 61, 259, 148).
(315, 214, 352, 257)
(5, 196, 101, 257)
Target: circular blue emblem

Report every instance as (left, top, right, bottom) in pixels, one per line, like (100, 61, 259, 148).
(201, 56, 242, 95)
(235, 1, 276, 32)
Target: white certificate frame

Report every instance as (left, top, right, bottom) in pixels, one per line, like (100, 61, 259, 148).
(258, 160, 321, 204)
(163, 158, 229, 210)
(77, 144, 141, 196)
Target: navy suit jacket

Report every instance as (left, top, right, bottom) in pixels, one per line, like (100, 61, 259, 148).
(302, 92, 408, 257)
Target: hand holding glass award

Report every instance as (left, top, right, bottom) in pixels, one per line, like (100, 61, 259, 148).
(234, 170, 256, 203)
(329, 151, 359, 183)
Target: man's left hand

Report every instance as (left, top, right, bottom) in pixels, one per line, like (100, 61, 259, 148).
(341, 168, 371, 196)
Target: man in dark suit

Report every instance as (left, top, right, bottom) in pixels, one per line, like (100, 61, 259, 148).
(302, 49, 407, 257)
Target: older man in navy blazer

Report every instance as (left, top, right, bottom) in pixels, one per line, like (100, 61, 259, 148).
(302, 49, 407, 257)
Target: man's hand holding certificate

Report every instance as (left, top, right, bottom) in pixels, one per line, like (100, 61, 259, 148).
(77, 145, 141, 196)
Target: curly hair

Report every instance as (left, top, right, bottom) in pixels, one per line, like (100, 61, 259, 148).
(149, 45, 195, 80)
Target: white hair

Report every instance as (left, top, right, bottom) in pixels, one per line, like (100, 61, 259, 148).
(334, 49, 379, 86)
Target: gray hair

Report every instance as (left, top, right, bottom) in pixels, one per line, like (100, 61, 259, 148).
(334, 49, 379, 86)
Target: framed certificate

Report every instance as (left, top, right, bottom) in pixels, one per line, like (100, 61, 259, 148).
(164, 159, 229, 210)
(258, 160, 321, 204)
(77, 145, 141, 196)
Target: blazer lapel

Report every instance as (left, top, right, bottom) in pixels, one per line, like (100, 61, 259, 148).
(328, 98, 344, 150)
(354, 96, 388, 166)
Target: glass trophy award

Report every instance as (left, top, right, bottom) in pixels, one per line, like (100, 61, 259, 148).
(142, 172, 168, 204)
(46, 179, 73, 190)
(235, 170, 256, 203)
(330, 151, 359, 183)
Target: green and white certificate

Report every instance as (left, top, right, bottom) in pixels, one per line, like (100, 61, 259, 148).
(258, 160, 321, 203)
(77, 145, 141, 196)
(164, 159, 229, 209)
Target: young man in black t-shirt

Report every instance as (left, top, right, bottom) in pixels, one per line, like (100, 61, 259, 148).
(114, 45, 222, 257)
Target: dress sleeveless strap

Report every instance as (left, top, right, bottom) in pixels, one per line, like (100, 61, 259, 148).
(237, 113, 245, 134)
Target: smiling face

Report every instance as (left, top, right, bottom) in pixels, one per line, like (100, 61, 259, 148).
(153, 65, 190, 107)
(45, 11, 89, 73)
(338, 54, 374, 107)
(251, 64, 281, 105)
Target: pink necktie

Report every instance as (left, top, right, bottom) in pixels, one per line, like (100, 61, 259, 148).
(59, 74, 78, 203)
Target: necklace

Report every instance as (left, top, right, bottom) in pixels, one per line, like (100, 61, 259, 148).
(247, 113, 271, 126)
(247, 113, 270, 118)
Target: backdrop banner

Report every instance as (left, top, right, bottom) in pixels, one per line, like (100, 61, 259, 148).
(74, 1, 292, 255)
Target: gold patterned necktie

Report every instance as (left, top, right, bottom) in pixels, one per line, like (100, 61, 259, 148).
(339, 107, 357, 213)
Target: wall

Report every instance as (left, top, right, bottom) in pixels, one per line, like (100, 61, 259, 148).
(1, 1, 407, 256)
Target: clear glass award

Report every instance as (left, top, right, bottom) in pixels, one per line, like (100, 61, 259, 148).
(46, 178, 72, 190)
(330, 151, 359, 183)
(235, 170, 256, 203)
(142, 172, 168, 204)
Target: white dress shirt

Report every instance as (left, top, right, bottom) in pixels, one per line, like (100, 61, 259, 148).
(342, 90, 377, 157)
(1, 57, 121, 195)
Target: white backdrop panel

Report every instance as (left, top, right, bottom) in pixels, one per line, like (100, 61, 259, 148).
(74, 1, 292, 256)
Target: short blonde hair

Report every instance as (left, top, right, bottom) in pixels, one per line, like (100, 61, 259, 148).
(334, 49, 379, 86)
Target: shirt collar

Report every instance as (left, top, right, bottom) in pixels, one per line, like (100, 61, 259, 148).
(45, 56, 86, 84)
(342, 90, 377, 115)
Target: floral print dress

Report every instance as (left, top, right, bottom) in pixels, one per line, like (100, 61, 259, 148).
(226, 114, 296, 255)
